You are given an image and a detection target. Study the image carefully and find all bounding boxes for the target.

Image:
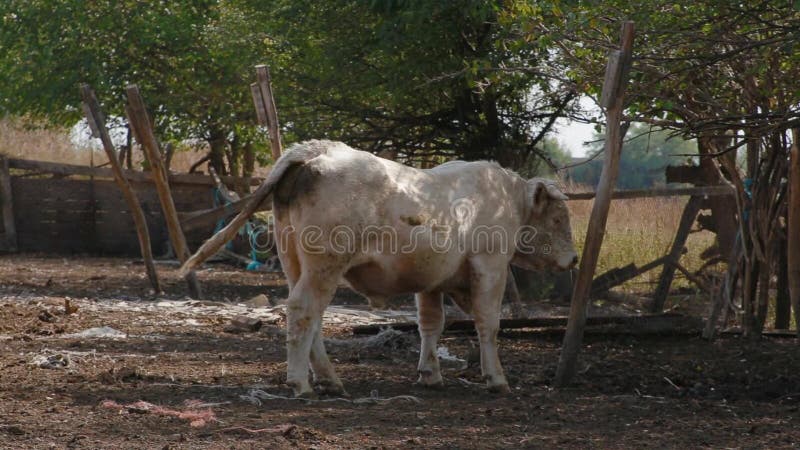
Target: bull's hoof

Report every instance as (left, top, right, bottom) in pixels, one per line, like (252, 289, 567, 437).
(287, 380, 316, 399)
(296, 390, 319, 400)
(485, 374, 510, 394)
(415, 370, 444, 389)
(487, 382, 511, 394)
(314, 379, 348, 397)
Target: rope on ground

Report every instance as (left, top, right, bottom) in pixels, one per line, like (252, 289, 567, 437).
(239, 388, 422, 406)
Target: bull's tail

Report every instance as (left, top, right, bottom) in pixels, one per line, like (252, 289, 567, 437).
(178, 142, 327, 276)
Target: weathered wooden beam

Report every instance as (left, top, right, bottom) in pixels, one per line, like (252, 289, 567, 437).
(0, 156, 17, 252)
(125, 84, 202, 299)
(7, 158, 262, 188)
(178, 192, 272, 233)
(671, 261, 713, 295)
(566, 185, 733, 201)
(250, 82, 269, 127)
(176, 166, 245, 234)
(255, 65, 283, 160)
(589, 255, 669, 295)
(555, 21, 634, 387)
(352, 313, 695, 336)
(650, 196, 702, 312)
(80, 83, 161, 293)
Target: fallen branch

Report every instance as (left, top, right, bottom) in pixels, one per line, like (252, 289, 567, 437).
(216, 424, 296, 436)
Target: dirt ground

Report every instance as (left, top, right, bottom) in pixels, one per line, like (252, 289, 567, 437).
(0, 255, 799, 449)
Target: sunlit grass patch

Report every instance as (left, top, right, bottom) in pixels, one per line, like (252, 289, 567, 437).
(569, 196, 717, 293)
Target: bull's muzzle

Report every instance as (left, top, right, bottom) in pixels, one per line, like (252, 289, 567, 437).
(559, 252, 579, 270)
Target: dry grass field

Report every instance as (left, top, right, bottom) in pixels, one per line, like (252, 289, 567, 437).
(568, 196, 717, 294)
(0, 117, 207, 173)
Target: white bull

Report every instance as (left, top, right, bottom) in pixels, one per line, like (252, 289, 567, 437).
(181, 140, 577, 397)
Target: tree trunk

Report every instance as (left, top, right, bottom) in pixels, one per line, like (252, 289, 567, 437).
(698, 135, 738, 261)
(788, 128, 800, 336)
(126, 126, 133, 169)
(243, 141, 256, 178)
(775, 238, 790, 329)
(742, 255, 759, 338)
(208, 128, 228, 176)
(227, 136, 242, 178)
(754, 257, 771, 336)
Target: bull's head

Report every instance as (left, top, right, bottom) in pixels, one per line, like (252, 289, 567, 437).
(512, 179, 578, 272)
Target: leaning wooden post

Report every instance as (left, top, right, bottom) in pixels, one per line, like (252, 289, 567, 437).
(80, 84, 162, 293)
(125, 84, 202, 299)
(788, 128, 800, 337)
(554, 21, 634, 387)
(650, 196, 702, 312)
(0, 156, 17, 252)
(254, 64, 283, 160)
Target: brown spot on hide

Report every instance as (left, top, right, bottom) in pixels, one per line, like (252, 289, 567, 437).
(401, 215, 423, 226)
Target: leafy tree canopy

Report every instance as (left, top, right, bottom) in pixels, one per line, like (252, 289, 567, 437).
(0, 0, 578, 173)
(2, 0, 798, 177)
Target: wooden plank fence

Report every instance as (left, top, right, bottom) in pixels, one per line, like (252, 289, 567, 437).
(0, 158, 259, 256)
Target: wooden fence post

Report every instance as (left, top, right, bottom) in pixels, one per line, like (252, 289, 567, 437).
(650, 196, 702, 312)
(125, 84, 202, 299)
(0, 156, 17, 252)
(554, 21, 635, 387)
(80, 84, 161, 293)
(788, 128, 800, 336)
(254, 65, 283, 160)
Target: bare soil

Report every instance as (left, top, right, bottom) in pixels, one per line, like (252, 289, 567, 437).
(0, 255, 799, 449)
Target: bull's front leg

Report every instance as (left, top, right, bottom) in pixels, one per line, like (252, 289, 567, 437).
(285, 274, 338, 398)
(416, 292, 444, 387)
(469, 256, 510, 393)
(310, 329, 346, 396)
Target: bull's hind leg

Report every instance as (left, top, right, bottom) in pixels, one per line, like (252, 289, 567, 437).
(416, 292, 444, 387)
(470, 257, 510, 393)
(276, 224, 300, 292)
(285, 272, 339, 398)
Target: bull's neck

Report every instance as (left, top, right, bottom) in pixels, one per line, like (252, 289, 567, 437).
(513, 175, 531, 227)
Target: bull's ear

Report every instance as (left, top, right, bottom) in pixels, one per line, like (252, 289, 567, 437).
(528, 180, 548, 216)
(546, 184, 569, 201)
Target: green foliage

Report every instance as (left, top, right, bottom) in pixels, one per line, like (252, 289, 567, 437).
(0, 0, 270, 174)
(255, 0, 577, 166)
(0, 0, 577, 172)
(567, 124, 696, 189)
(4, 0, 795, 177)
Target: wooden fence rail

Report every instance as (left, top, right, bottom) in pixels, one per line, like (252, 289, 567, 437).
(566, 185, 734, 200)
(8, 158, 262, 188)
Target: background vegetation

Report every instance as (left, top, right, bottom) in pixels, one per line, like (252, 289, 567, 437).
(5, 0, 794, 179)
